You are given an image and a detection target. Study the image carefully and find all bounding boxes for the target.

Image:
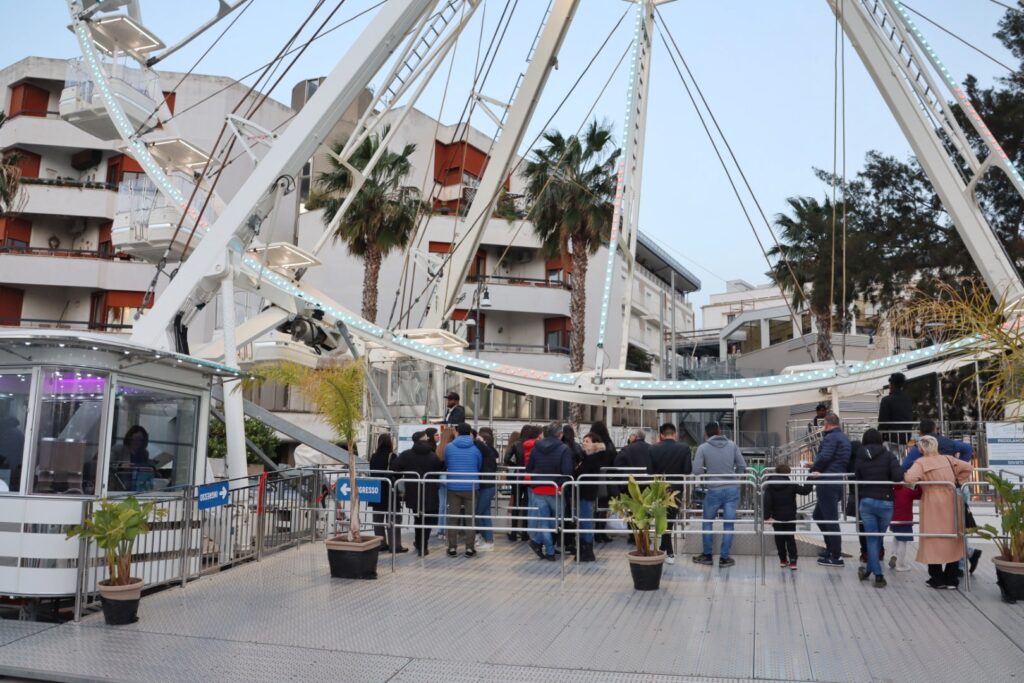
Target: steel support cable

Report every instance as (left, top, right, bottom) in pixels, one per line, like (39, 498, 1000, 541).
(396, 7, 632, 330)
(987, 0, 1024, 13)
(829, 1, 840, 363)
(178, 0, 348, 261)
(150, 0, 333, 295)
(139, 1, 328, 311)
(387, 1, 469, 331)
(905, 3, 1015, 73)
(131, 0, 257, 139)
(653, 16, 817, 365)
(840, 0, 849, 364)
(655, 8, 818, 364)
(382, 0, 517, 329)
(159, 1, 387, 127)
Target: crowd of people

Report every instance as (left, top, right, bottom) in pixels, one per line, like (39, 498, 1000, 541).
(363, 377, 977, 591)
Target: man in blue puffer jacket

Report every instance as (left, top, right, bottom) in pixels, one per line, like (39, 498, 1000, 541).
(444, 423, 482, 557)
(809, 413, 851, 567)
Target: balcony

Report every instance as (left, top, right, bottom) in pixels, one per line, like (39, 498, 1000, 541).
(476, 344, 572, 373)
(0, 317, 132, 334)
(460, 276, 570, 316)
(0, 111, 112, 151)
(0, 252, 152, 289)
(21, 177, 118, 218)
(0, 245, 131, 260)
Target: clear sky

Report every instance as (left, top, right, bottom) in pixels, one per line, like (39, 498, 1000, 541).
(1, 0, 1016, 324)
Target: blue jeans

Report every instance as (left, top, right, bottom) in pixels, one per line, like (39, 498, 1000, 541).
(475, 486, 496, 542)
(530, 493, 557, 556)
(702, 486, 740, 557)
(437, 483, 447, 534)
(579, 498, 595, 544)
(859, 497, 893, 577)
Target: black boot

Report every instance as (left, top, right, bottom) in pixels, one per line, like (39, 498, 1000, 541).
(579, 542, 596, 562)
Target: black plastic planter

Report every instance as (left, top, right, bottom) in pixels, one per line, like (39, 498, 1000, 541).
(325, 537, 381, 580)
(627, 552, 665, 591)
(995, 566, 1024, 604)
(101, 596, 140, 625)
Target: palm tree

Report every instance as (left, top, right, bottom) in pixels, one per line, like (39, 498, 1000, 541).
(317, 127, 421, 324)
(0, 113, 24, 215)
(523, 120, 619, 425)
(767, 196, 853, 361)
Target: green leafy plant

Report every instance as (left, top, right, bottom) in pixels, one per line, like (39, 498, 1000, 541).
(248, 360, 366, 540)
(66, 497, 166, 586)
(973, 471, 1024, 563)
(608, 476, 679, 556)
(207, 414, 280, 466)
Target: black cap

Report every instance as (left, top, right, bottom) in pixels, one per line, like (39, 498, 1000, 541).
(445, 391, 460, 401)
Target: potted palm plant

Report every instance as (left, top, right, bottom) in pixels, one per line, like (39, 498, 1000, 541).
(253, 360, 381, 579)
(66, 496, 166, 625)
(973, 471, 1024, 604)
(609, 476, 679, 591)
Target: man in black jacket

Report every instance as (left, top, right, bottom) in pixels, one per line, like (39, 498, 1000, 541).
(649, 423, 691, 563)
(878, 373, 914, 445)
(614, 430, 652, 471)
(852, 428, 903, 587)
(440, 391, 466, 425)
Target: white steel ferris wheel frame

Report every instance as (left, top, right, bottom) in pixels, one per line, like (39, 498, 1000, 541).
(64, 0, 1024, 419)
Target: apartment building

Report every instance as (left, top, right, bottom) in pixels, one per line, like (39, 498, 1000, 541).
(0, 56, 293, 336)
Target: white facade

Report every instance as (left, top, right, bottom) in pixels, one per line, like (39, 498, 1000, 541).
(0, 56, 293, 337)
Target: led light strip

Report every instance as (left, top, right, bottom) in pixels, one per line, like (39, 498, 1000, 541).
(890, 0, 1024, 190)
(240, 258, 580, 386)
(594, 3, 644, 357)
(70, 13, 212, 234)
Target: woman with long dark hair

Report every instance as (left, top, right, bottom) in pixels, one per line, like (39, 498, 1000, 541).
(369, 433, 407, 553)
(588, 420, 617, 542)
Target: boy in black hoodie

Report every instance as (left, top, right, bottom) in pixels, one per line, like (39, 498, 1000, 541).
(763, 463, 812, 569)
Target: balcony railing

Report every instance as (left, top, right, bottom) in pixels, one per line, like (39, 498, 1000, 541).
(0, 244, 134, 260)
(20, 177, 118, 191)
(466, 274, 571, 290)
(479, 342, 570, 355)
(0, 317, 133, 332)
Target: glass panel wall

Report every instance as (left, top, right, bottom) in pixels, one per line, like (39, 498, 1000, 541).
(0, 372, 31, 492)
(32, 369, 107, 495)
(108, 382, 198, 492)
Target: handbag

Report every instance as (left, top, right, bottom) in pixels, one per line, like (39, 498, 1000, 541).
(943, 456, 976, 529)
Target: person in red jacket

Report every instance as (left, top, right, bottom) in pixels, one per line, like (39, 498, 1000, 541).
(890, 479, 922, 571)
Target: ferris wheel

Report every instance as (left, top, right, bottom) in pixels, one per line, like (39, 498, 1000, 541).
(59, 0, 1024, 419)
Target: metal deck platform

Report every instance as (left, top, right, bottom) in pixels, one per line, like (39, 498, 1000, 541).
(1, 536, 1022, 683)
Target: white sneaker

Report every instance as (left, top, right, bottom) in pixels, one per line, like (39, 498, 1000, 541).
(894, 563, 912, 572)
(665, 554, 676, 565)
(477, 541, 494, 551)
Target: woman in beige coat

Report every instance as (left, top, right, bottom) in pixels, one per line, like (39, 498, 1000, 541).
(904, 435, 973, 589)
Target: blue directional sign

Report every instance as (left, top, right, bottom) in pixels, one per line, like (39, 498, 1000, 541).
(336, 478, 382, 503)
(197, 481, 230, 510)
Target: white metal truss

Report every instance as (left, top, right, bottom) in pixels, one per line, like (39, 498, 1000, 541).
(66, 0, 1024, 414)
(309, 0, 480, 259)
(225, 114, 277, 165)
(834, 0, 1024, 308)
(428, 0, 579, 327)
(128, 0, 438, 349)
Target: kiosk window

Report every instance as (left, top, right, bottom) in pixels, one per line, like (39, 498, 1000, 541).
(108, 383, 198, 493)
(0, 372, 31, 492)
(32, 369, 107, 495)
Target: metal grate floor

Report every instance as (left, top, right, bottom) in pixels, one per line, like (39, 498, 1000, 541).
(0, 535, 1021, 682)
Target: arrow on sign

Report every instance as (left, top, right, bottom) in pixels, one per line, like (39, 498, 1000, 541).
(219, 487, 228, 499)
(340, 483, 351, 497)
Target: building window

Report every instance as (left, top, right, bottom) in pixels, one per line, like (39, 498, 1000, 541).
(31, 369, 107, 495)
(5, 148, 41, 179)
(106, 154, 144, 186)
(0, 372, 30, 492)
(7, 83, 50, 118)
(0, 217, 31, 250)
(90, 291, 150, 331)
(544, 317, 571, 353)
(547, 268, 563, 284)
(108, 382, 198, 493)
(0, 285, 24, 326)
